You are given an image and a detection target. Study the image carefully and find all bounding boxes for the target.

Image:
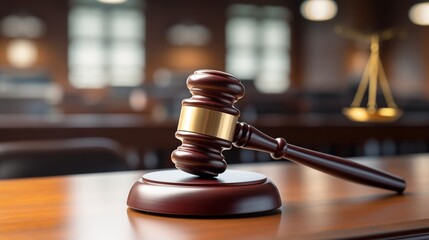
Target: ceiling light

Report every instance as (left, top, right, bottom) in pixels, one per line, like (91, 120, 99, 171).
(7, 39, 38, 68)
(300, 0, 338, 21)
(97, 0, 127, 4)
(409, 2, 429, 26)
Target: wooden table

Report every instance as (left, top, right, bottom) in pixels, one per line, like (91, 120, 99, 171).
(1, 154, 428, 240)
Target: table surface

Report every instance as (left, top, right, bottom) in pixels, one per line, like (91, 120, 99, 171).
(1, 154, 429, 240)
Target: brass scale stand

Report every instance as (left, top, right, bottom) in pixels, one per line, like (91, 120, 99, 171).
(339, 27, 403, 122)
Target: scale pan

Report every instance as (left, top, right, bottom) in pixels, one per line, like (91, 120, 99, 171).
(343, 107, 403, 123)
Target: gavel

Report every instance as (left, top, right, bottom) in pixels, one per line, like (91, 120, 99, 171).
(171, 69, 406, 193)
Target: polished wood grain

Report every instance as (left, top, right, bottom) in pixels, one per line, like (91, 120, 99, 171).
(171, 69, 405, 193)
(1, 154, 429, 240)
(234, 122, 406, 193)
(127, 170, 281, 215)
(171, 69, 245, 177)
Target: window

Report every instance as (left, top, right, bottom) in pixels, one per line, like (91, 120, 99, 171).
(226, 4, 291, 93)
(68, 0, 145, 88)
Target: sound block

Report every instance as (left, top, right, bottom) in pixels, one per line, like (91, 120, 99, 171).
(127, 169, 282, 216)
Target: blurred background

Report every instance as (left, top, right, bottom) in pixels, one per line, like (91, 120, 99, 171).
(0, 0, 429, 177)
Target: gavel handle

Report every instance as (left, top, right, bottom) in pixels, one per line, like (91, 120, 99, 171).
(233, 122, 406, 193)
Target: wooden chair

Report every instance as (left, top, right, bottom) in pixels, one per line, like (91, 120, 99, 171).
(0, 138, 131, 179)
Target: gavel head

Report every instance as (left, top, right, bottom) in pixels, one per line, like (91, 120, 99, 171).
(171, 70, 245, 177)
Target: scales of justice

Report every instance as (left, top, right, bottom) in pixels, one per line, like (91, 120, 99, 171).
(127, 70, 406, 216)
(340, 27, 404, 122)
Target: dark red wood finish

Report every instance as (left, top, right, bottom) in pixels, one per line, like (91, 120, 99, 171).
(129, 70, 280, 216)
(129, 69, 406, 216)
(172, 70, 406, 193)
(234, 122, 406, 193)
(171, 70, 245, 177)
(127, 169, 281, 216)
